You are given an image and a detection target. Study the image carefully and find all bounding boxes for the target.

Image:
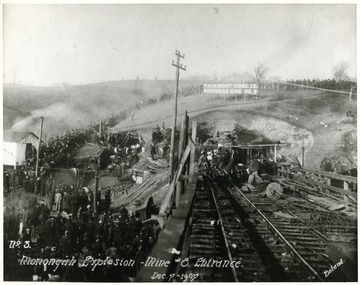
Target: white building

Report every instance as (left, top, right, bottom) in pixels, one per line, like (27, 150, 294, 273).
(3, 130, 42, 169)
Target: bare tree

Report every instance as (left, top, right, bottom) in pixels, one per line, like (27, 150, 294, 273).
(333, 62, 349, 81)
(253, 62, 268, 83)
(253, 62, 268, 100)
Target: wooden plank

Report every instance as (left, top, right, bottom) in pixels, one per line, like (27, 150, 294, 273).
(136, 171, 198, 282)
(293, 167, 357, 184)
(298, 177, 356, 198)
(307, 194, 338, 209)
(184, 114, 189, 191)
(176, 114, 187, 207)
(329, 204, 345, 211)
(348, 195, 357, 203)
(159, 180, 175, 216)
(178, 113, 187, 164)
(189, 121, 197, 176)
(175, 145, 191, 183)
(159, 145, 191, 216)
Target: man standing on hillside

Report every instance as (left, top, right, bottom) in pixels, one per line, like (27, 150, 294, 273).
(150, 143, 157, 160)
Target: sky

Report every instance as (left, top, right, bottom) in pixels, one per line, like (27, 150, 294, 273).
(3, 4, 357, 86)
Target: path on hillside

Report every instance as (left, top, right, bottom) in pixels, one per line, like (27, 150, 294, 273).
(111, 92, 327, 132)
(110, 91, 354, 169)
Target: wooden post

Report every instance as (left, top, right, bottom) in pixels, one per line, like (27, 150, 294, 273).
(344, 181, 350, 206)
(301, 146, 305, 167)
(349, 87, 353, 101)
(94, 156, 100, 213)
(184, 115, 189, 191)
(170, 50, 186, 182)
(274, 145, 277, 163)
(189, 121, 197, 176)
(176, 113, 187, 207)
(99, 120, 102, 145)
(35, 116, 44, 177)
(326, 177, 331, 194)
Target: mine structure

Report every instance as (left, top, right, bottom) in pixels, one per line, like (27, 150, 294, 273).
(136, 112, 357, 282)
(4, 82, 357, 282)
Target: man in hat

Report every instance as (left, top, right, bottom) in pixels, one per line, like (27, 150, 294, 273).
(70, 191, 78, 217)
(62, 191, 71, 213)
(60, 231, 71, 255)
(22, 228, 31, 244)
(105, 187, 111, 211)
(55, 190, 62, 212)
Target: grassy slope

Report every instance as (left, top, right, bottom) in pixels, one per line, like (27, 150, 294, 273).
(3, 82, 357, 169)
(112, 90, 357, 169)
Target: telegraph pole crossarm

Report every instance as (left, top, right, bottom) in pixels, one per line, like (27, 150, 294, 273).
(169, 50, 186, 181)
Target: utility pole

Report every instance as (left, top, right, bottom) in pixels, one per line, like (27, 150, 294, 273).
(99, 120, 102, 145)
(169, 50, 186, 181)
(35, 116, 44, 177)
(94, 155, 100, 214)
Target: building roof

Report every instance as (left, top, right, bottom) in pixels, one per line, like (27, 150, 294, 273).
(3, 130, 40, 143)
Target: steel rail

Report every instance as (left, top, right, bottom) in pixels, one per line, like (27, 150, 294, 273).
(222, 172, 325, 282)
(264, 194, 330, 243)
(204, 177, 239, 282)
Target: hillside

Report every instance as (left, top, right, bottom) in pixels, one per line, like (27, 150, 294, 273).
(3, 81, 357, 170)
(3, 104, 30, 130)
(3, 80, 201, 137)
(110, 90, 357, 169)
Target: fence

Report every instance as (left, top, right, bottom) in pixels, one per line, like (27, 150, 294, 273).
(278, 164, 357, 203)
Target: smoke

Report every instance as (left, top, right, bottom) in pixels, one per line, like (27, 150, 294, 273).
(11, 102, 91, 138)
(7, 79, 189, 140)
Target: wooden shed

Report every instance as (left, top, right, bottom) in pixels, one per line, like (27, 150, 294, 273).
(3, 130, 42, 169)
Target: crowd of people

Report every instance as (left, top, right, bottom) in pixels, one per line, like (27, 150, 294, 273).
(4, 75, 357, 282)
(34, 83, 194, 170)
(259, 78, 357, 92)
(320, 157, 351, 174)
(159, 84, 202, 102)
(4, 177, 161, 281)
(4, 91, 176, 281)
(150, 123, 171, 161)
(198, 143, 278, 186)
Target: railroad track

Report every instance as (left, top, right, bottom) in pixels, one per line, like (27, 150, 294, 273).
(176, 173, 353, 282)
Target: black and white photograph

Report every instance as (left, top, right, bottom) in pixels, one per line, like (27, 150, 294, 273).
(2, 3, 357, 282)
